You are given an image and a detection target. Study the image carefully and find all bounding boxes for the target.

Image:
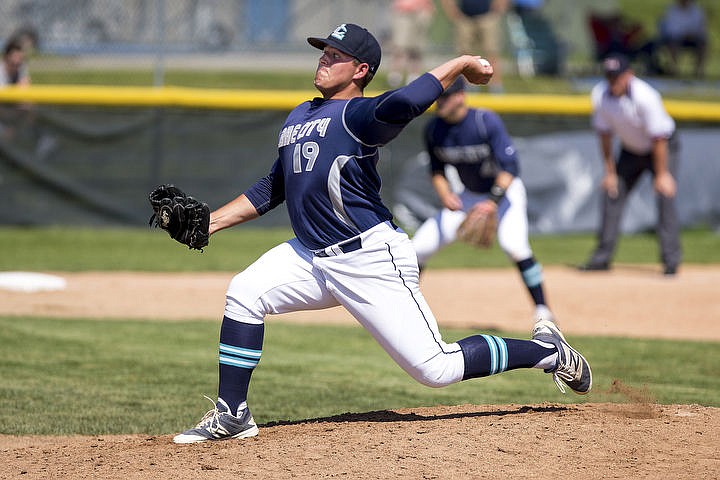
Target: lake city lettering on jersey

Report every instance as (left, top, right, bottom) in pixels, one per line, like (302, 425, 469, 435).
(433, 144, 492, 164)
(278, 117, 332, 148)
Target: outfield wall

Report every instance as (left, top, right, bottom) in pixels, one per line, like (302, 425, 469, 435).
(0, 87, 718, 233)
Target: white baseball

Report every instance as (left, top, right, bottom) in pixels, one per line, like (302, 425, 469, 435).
(478, 58, 491, 67)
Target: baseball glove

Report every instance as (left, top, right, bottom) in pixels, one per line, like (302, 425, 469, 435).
(148, 184, 210, 251)
(456, 204, 497, 249)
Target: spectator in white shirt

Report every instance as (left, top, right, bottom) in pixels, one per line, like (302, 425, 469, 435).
(579, 54, 681, 276)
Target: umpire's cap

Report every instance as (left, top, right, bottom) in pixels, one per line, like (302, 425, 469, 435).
(602, 54, 630, 79)
(308, 23, 382, 75)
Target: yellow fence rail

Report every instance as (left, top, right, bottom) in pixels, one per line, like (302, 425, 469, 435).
(1, 85, 719, 121)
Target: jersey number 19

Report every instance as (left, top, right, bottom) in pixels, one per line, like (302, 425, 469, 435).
(292, 142, 320, 173)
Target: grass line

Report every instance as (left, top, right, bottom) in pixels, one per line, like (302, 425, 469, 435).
(1, 226, 719, 271)
(0, 317, 717, 436)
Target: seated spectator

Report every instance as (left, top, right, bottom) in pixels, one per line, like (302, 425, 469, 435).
(588, 11, 663, 75)
(0, 37, 30, 87)
(657, 0, 707, 77)
(0, 37, 31, 143)
(0, 35, 56, 159)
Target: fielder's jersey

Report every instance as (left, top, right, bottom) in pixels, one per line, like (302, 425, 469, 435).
(245, 73, 443, 250)
(424, 108, 519, 193)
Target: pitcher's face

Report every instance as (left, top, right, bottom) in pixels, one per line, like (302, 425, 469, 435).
(314, 46, 365, 96)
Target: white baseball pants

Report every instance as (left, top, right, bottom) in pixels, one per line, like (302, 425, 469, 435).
(223, 221, 466, 387)
(412, 178, 533, 265)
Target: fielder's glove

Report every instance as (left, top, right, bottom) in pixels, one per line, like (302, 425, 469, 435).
(148, 184, 210, 251)
(456, 203, 497, 249)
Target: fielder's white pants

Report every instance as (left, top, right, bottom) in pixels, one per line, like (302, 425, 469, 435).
(412, 178, 533, 265)
(223, 221, 466, 387)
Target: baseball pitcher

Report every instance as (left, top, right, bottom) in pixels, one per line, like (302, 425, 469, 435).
(165, 23, 591, 444)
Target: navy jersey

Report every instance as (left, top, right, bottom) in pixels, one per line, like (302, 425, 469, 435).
(424, 108, 519, 193)
(245, 73, 443, 250)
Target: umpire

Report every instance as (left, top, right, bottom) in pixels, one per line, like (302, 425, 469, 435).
(579, 54, 681, 276)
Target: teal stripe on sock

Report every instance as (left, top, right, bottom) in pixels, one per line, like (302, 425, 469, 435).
(219, 343, 262, 358)
(219, 354, 258, 369)
(218, 343, 262, 370)
(482, 334, 498, 375)
(522, 264, 543, 288)
(491, 336, 508, 373)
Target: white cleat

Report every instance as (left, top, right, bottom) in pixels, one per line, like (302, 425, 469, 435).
(173, 397, 259, 444)
(532, 319, 592, 395)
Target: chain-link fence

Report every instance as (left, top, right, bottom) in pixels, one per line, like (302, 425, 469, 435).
(0, 0, 433, 86)
(0, 0, 615, 85)
(0, 0, 397, 54)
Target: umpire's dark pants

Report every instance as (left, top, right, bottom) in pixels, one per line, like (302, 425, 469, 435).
(589, 136, 682, 270)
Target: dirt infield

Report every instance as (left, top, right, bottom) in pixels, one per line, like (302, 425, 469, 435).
(0, 266, 718, 479)
(1, 265, 718, 340)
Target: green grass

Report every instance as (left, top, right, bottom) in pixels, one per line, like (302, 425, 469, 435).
(425, 228, 720, 269)
(1, 226, 718, 271)
(0, 317, 717, 436)
(1, 226, 717, 435)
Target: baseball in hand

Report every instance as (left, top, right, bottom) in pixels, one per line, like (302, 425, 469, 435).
(466, 57, 493, 85)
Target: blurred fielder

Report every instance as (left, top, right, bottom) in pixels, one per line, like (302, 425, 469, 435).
(411, 77, 555, 325)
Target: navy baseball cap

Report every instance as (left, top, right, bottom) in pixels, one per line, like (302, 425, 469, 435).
(602, 54, 630, 78)
(307, 23, 382, 75)
(440, 77, 466, 97)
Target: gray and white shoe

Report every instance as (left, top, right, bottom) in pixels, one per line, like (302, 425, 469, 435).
(532, 319, 592, 395)
(173, 396, 259, 444)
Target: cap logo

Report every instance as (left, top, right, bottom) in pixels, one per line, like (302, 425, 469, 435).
(331, 24, 347, 41)
(604, 58, 620, 71)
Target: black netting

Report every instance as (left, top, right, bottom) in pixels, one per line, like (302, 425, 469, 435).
(1, 105, 718, 233)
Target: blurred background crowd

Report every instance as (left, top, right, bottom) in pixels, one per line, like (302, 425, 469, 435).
(0, 0, 716, 85)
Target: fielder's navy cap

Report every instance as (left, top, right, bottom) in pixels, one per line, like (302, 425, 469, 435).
(602, 54, 630, 78)
(307, 23, 382, 74)
(440, 77, 466, 97)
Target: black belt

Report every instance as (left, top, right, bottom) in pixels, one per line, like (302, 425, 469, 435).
(314, 237, 363, 257)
